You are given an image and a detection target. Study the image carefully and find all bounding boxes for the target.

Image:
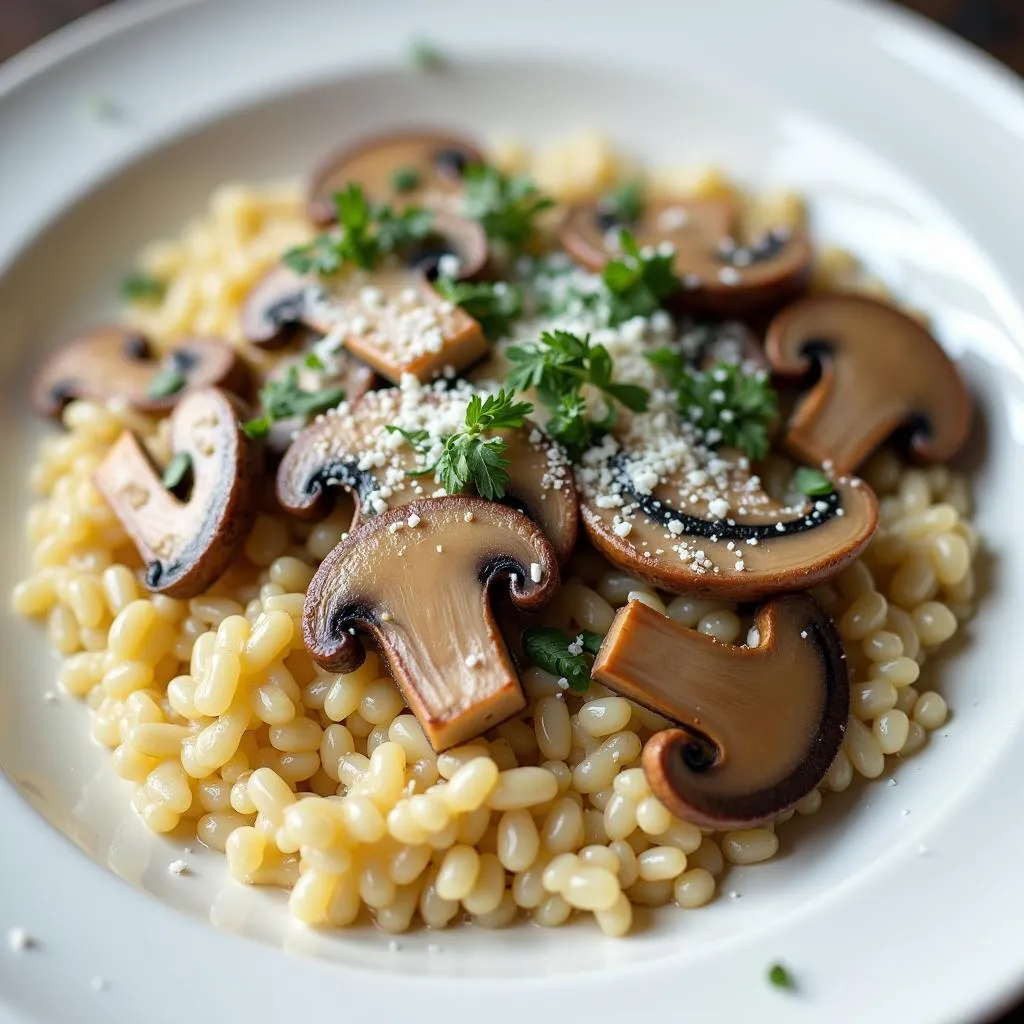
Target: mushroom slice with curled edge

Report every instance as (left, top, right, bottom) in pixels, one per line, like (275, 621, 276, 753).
(303, 496, 559, 751)
(277, 381, 578, 564)
(559, 197, 813, 316)
(766, 294, 973, 476)
(32, 327, 248, 417)
(592, 594, 849, 829)
(576, 409, 878, 600)
(240, 214, 488, 381)
(94, 388, 262, 598)
(307, 129, 484, 225)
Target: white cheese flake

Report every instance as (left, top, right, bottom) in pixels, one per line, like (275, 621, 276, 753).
(7, 928, 33, 953)
(167, 859, 189, 876)
(529, 562, 543, 583)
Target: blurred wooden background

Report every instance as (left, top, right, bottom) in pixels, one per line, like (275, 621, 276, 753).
(1, 0, 1023, 70)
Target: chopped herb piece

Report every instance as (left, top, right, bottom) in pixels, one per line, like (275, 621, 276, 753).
(462, 165, 554, 253)
(283, 184, 434, 276)
(506, 330, 649, 459)
(521, 626, 602, 691)
(121, 272, 166, 303)
(242, 366, 345, 438)
(767, 963, 795, 990)
(304, 352, 327, 371)
(392, 166, 422, 193)
(146, 366, 187, 399)
(433, 277, 523, 340)
(409, 37, 447, 72)
(602, 230, 680, 325)
(793, 466, 834, 497)
(161, 452, 192, 492)
(599, 180, 644, 225)
(646, 352, 777, 461)
(389, 389, 534, 500)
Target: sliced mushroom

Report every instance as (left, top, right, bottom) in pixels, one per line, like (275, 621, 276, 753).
(576, 411, 878, 600)
(277, 383, 578, 563)
(240, 214, 488, 382)
(559, 197, 812, 316)
(32, 327, 248, 417)
(765, 294, 973, 475)
(303, 496, 559, 750)
(94, 388, 261, 598)
(308, 129, 483, 225)
(592, 594, 849, 828)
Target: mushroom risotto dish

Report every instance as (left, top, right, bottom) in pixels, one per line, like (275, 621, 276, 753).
(12, 129, 978, 936)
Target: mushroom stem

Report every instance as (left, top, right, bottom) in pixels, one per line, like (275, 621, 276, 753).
(592, 595, 849, 828)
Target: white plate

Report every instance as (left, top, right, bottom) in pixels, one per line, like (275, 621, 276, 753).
(2, 0, 1024, 1021)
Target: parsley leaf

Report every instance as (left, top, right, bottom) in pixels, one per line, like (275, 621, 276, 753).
(462, 165, 554, 252)
(521, 627, 604, 691)
(603, 230, 680, 325)
(409, 37, 447, 73)
(793, 466, 834, 497)
(505, 330, 649, 459)
(121, 272, 166, 303)
(433, 277, 523, 340)
(392, 166, 422, 193)
(283, 184, 434, 276)
(389, 390, 534, 501)
(161, 452, 192, 492)
(242, 365, 345, 438)
(146, 366, 187, 399)
(647, 352, 777, 461)
(599, 180, 644, 225)
(767, 963, 795, 990)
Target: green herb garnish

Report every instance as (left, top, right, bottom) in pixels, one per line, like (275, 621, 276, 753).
(602, 230, 680, 325)
(505, 330, 649, 459)
(462, 165, 554, 253)
(146, 366, 187, 399)
(646, 352, 777, 461)
(409, 38, 447, 72)
(793, 466, 834, 497)
(767, 963, 795, 990)
(599, 180, 644, 225)
(161, 452, 192, 492)
(433, 277, 523, 341)
(304, 352, 327, 371)
(392, 166, 422, 193)
(521, 627, 604, 691)
(121, 272, 166, 304)
(242, 365, 345, 439)
(283, 184, 434, 276)
(387, 389, 534, 501)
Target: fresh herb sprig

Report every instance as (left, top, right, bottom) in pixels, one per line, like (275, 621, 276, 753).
(161, 452, 192, 492)
(602, 230, 680, 325)
(505, 330, 649, 459)
(767, 963, 796, 991)
(598, 180, 644, 226)
(242, 366, 345, 439)
(462, 165, 553, 253)
(521, 627, 604, 691)
(284, 184, 434, 276)
(646, 352, 777, 461)
(433, 277, 523, 341)
(388, 389, 534, 500)
(793, 466, 834, 497)
(121, 272, 166, 304)
(146, 366, 187, 400)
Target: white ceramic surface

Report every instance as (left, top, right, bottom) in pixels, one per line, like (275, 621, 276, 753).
(1, 1, 1023, 1021)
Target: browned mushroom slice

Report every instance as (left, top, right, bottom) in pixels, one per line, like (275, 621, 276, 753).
(765, 294, 973, 476)
(277, 384, 578, 563)
(576, 419, 878, 600)
(559, 197, 812, 316)
(304, 496, 559, 750)
(94, 388, 261, 598)
(308, 129, 483, 225)
(32, 327, 248, 417)
(592, 594, 849, 828)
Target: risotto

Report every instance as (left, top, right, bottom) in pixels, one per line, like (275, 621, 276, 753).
(11, 131, 977, 937)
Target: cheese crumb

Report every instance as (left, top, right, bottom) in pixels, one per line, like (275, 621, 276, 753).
(7, 928, 33, 952)
(556, 677, 570, 691)
(708, 498, 730, 519)
(436, 545, 444, 553)
(464, 511, 475, 523)
(612, 521, 632, 538)
(167, 859, 189, 876)
(406, 513, 421, 528)
(529, 562, 543, 583)
(567, 635, 585, 656)
(465, 653, 484, 668)
(746, 626, 760, 648)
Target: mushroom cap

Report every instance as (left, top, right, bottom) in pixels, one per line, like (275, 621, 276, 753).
(93, 388, 262, 598)
(559, 197, 813, 316)
(277, 383, 578, 564)
(307, 129, 483, 225)
(240, 266, 312, 350)
(303, 496, 559, 750)
(575, 409, 879, 600)
(592, 594, 849, 828)
(766, 293, 973, 475)
(32, 327, 249, 417)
